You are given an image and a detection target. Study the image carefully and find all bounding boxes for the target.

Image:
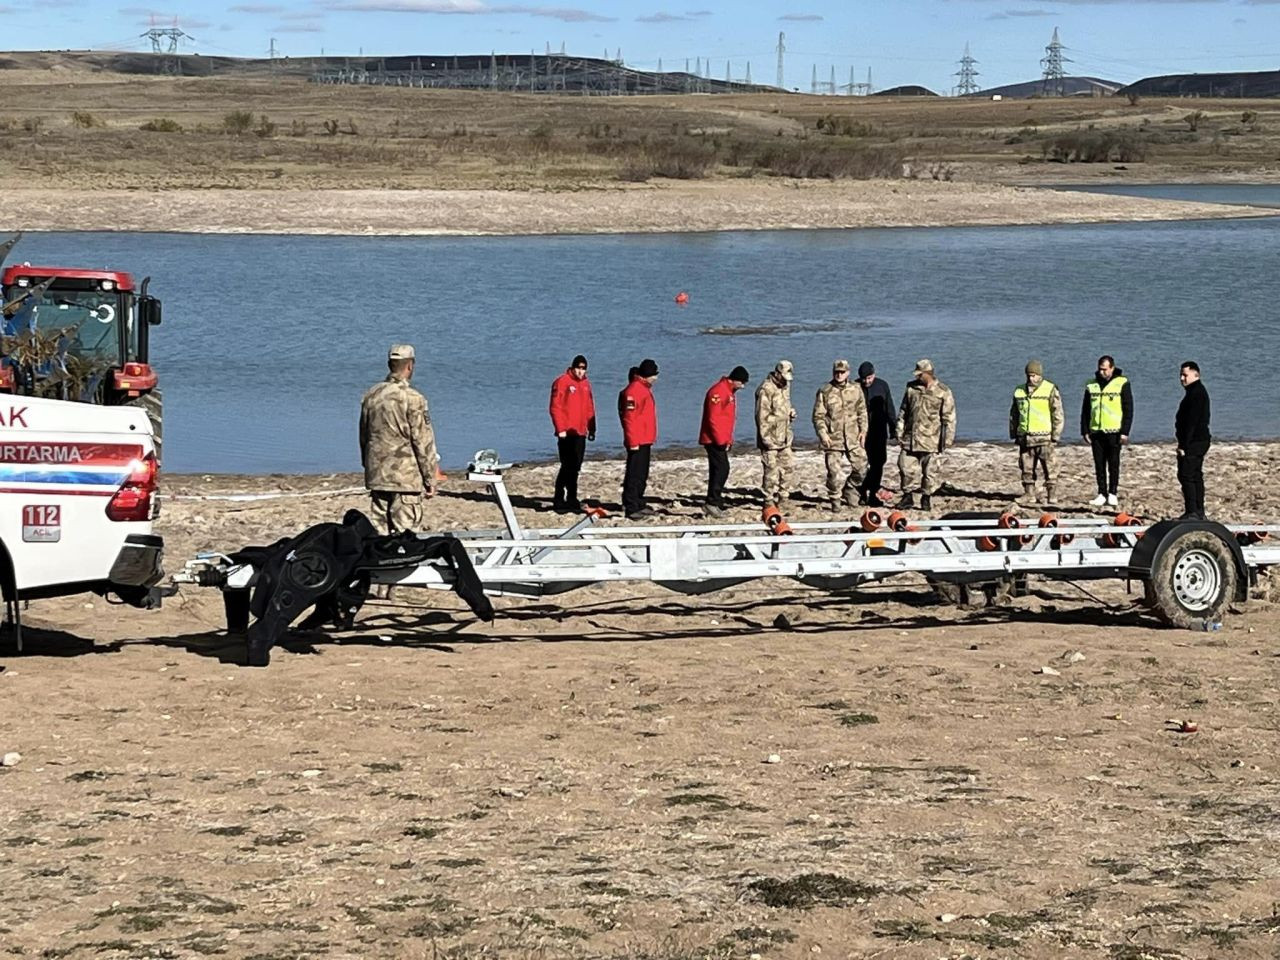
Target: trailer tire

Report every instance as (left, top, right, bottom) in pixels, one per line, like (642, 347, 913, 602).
(1144, 529, 1237, 629)
(127, 389, 163, 465)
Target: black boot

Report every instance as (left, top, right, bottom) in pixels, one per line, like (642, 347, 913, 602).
(1179, 482, 1199, 520)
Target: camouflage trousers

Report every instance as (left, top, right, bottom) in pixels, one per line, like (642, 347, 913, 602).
(823, 448, 865, 504)
(370, 491, 424, 534)
(898, 449, 942, 496)
(760, 447, 795, 505)
(1018, 443, 1058, 486)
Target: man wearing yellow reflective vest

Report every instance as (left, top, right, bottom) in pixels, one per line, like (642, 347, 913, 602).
(1080, 355, 1134, 509)
(1009, 359, 1065, 505)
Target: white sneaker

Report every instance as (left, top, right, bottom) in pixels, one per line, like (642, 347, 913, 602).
(1089, 494, 1107, 508)
(1106, 494, 1119, 508)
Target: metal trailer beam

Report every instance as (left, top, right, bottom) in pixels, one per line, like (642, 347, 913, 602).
(174, 459, 1280, 664)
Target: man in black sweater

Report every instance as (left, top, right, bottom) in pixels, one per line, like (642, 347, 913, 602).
(857, 361, 897, 505)
(1175, 361, 1211, 520)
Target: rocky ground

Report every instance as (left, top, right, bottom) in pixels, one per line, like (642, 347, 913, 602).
(1, 442, 1279, 959)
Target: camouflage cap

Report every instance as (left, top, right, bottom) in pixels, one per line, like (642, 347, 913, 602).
(774, 360, 794, 381)
(1025, 359, 1044, 377)
(915, 358, 935, 374)
(833, 359, 851, 373)
(388, 344, 416, 361)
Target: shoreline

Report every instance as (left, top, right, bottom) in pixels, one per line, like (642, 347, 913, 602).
(8, 180, 1279, 236)
(165, 438, 1280, 488)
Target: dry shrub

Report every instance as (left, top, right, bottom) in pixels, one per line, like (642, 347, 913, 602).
(70, 111, 102, 128)
(139, 118, 183, 133)
(222, 110, 253, 135)
(616, 139, 717, 181)
(1042, 130, 1149, 163)
(755, 142, 905, 179)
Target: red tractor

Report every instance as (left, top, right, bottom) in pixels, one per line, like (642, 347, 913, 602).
(1, 234, 163, 457)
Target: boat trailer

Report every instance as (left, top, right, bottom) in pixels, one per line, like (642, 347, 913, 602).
(171, 453, 1280, 666)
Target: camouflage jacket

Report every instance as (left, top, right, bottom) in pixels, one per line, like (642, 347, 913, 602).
(755, 377, 795, 450)
(897, 378, 957, 453)
(812, 380, 868, 451)
(359, 375, 439, 493)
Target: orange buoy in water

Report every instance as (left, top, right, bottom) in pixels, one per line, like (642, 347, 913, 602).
(762, 504, 793, 536)
(860, 508, 884, 533)
(674, 291, 690, 305)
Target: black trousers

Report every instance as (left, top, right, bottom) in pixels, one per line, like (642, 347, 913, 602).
(1177, 440, 1210, 516)
(554, 434, 586, 507)
(1090, 432, 1123, 495)
(862, 434, 888, 497)
(704, 443, 730, 506)
(623, 445, 652, 516)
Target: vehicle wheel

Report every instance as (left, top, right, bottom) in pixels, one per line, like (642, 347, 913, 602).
(1144, 530, 1237, 629)
(127, 389, 163, 465)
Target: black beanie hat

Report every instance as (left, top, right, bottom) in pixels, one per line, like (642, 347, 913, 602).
(572, 354, 588, 368)
(638, 358, 659, 377)
(730, 365, 750, 384)
(858, 361, 875, 378)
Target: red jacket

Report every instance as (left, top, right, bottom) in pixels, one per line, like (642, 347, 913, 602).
(549, 370, 596, 437)
(699, 377, 738, 446)
(618, 377, 657, 448)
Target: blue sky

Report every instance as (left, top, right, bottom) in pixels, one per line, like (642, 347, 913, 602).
(4, 0, 1278, 92)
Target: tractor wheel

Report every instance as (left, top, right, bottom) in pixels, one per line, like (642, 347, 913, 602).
(127, 389, 163, 465)
(1144, 529, 1237, 629)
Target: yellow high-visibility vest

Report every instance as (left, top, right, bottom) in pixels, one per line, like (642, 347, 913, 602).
(1014, 379, 1055, 436)
(1085, 376, 1127, 433)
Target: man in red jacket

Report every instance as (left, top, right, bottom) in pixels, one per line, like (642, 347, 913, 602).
(549, 354, 596, 513)
(618, 358, 659, 520)
(699, 365, 750, 517)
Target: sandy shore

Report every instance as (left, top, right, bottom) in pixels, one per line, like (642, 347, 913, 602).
(9, 179, 1278, 235)
(1, 442, 1278, 958)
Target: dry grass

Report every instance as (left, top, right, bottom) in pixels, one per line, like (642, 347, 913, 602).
(4, 56, 1280, 190)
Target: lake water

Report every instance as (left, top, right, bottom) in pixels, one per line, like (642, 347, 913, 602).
(15, 218, 1280, 474)
(1052, 182, 1280, 208)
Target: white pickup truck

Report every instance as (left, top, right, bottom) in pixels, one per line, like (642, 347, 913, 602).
(0, 395, 163, 646)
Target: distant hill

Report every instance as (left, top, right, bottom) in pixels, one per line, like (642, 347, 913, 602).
(872, 85, 938, 97)
(0, 49, 776, 94)
(1119, 70, 1280, 99)
(971, 76, 1122, 99)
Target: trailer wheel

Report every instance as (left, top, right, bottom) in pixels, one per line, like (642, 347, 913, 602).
(1145, 529, 1237, 629)
(127, 389, 163, 465)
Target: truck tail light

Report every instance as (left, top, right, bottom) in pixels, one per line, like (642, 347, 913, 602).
(106, 452, 159, 522)
(112, 362, 158, 397)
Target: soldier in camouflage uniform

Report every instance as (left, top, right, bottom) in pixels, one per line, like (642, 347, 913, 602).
(359, 343, 439, 534)
(1009, 359, 1065, 505)
(755, 360, 796, 506)
(896, 358, 956, 510)
(812, 359, 869, 510)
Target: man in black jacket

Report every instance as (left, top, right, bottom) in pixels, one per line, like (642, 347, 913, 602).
(1175, 361, 1211, 520)
(857, 361, 896, 505)
(1080, 355, 1134, 509)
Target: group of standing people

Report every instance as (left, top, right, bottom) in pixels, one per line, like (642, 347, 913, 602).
(356, 342, 1214, 535)
(548, 353, 961, 519)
